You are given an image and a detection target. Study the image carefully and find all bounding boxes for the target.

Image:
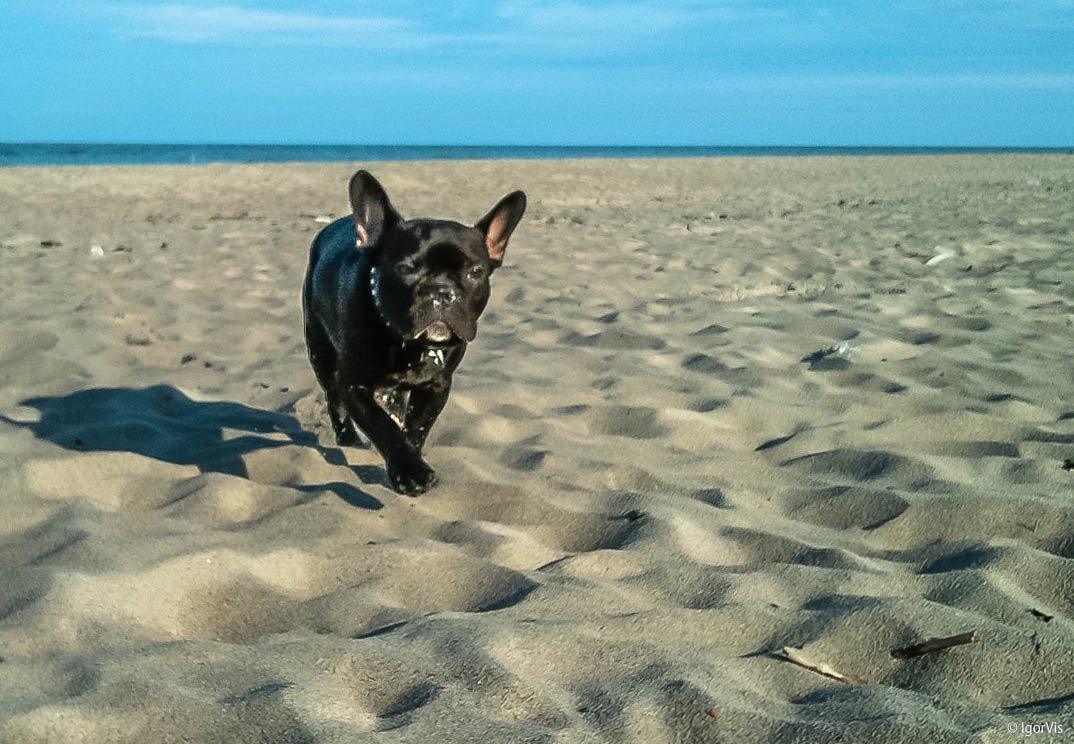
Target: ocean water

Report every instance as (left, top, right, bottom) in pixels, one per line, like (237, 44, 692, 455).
(1, 143, 1070, 167)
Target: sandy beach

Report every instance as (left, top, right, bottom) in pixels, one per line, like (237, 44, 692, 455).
(1, 155, 1073, 742)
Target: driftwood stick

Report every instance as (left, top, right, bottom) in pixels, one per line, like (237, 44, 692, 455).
(891, 631, 979, 659)
(781, 647, 865, 684)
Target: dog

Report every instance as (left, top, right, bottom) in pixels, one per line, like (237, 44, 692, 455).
(302, 170, 526, 494)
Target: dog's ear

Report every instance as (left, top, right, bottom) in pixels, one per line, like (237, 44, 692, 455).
(475, 190, 526, 269)
(349, 170, 401, 248)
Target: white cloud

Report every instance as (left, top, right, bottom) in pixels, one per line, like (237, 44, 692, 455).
(94, 1, 804, 55)
(495, 1, 691, 34)
(493, 0, 771, 36)
(102, 1, 752, 55)
(674, 71, 1074, 93)
(112, 4, 410, 43)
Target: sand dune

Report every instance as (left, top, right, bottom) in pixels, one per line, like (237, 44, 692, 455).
(2, 155, 1073, 742)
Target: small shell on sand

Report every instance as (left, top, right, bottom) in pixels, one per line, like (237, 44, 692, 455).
(925, 250, 955, 266)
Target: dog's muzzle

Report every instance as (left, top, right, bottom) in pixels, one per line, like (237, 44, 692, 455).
(417, 320, 453, 343)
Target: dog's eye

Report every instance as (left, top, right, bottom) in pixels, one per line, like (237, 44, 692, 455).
(466, 266, 485, 281)
(395, 261, 417, 276)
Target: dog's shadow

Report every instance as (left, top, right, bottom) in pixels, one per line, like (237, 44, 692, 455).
(3, 384, 382, 510)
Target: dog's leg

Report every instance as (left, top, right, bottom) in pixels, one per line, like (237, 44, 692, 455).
(304, 319, 359, 446)
(325, 386, 360, 446)
(341, 384, 438, 495)
(404, 381, 451, 451)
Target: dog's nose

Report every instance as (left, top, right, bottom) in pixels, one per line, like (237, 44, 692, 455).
(431, 286, 458, 305)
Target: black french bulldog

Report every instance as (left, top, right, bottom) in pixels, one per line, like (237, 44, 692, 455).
(302, 170, 526, 495)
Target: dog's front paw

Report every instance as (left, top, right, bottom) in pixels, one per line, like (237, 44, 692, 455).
(387, 458, 439, 496)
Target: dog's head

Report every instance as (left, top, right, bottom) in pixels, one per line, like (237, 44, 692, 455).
(349, 170, 526, 345)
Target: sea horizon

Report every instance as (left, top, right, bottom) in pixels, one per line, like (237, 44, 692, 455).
(2, 142, 1072, 167)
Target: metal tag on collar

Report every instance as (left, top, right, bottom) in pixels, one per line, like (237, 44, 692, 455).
(426, 348, 446, 367)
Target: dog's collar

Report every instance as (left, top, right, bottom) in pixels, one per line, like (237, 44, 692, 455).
(368, 266, 389, 322)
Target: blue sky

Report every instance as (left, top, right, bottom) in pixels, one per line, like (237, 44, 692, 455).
(1, 0, 1072, 146)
